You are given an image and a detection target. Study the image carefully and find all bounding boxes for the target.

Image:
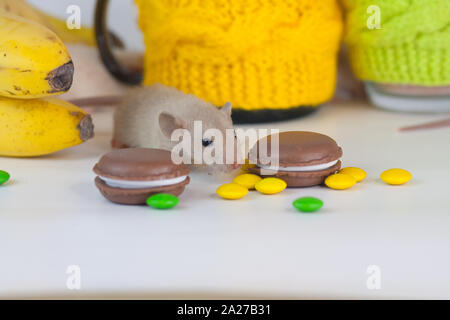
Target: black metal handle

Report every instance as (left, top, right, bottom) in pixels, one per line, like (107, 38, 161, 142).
(95, 0, 143, 85)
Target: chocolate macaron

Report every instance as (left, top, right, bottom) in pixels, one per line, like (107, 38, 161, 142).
(248, 131, 342, 187)
(93, 148, 190, 205)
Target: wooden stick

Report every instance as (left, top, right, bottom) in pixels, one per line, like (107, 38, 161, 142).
(68, 96, 123, 107)
(399, 118, 450, 132)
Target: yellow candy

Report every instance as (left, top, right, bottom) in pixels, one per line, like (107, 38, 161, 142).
(339, 167, 367, 182)
(233, 174, 262, 190)
(255, 177, 287, 195)
(216, 183, 249, 200)
(325, 173, 356, 190)
(380, 169, 412, 185)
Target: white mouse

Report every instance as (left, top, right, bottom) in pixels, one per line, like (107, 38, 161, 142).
(112, 84, 240, 172)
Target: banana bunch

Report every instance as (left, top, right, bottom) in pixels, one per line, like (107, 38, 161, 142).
(0, 12, 93, 157)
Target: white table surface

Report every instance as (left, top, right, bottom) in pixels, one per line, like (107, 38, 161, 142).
(1, 102, 449, 299)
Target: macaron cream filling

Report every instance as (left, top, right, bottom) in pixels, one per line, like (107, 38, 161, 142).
(257, 160, 339, 172)
(99, 175, 188, 189)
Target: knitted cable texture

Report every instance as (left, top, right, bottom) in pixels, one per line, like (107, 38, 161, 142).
(135, 0, 343, 110)
(343, 0, 450, 86)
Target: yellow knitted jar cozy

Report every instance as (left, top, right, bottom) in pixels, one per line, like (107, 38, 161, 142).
(135, 0, 343, 111)
(343, 0, 450, 86)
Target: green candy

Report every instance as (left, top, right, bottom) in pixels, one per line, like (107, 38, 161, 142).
(0, 170, 10, 185)
(293, 197, 323, 213)
(146, 193, 179, 210)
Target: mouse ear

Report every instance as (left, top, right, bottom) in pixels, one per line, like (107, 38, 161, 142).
(221, 102, 232, 117)
(159, 112, 187, 139)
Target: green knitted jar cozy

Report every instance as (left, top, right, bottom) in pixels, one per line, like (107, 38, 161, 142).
(343, 0, 450, 86)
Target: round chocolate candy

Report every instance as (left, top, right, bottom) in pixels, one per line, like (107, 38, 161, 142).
(216, 183, 248, 200)
(146, 193, 179, 209)
(380, 168, 412, 185)
(0, 170, 10, 185)
(293, 197, 323, 213)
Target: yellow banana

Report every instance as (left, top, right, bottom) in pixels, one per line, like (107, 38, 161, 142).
(0, 13, 74, 99)
(0, 97, 94, 157)
(0, 0, 96, 46)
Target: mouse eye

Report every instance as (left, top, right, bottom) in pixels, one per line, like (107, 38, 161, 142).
(202, 138, 213, 147)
